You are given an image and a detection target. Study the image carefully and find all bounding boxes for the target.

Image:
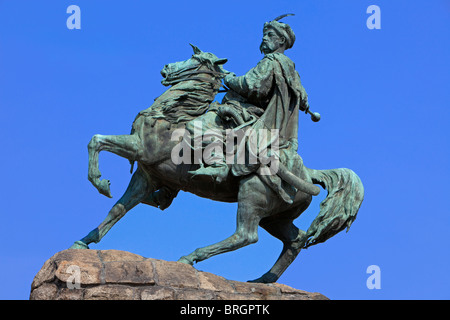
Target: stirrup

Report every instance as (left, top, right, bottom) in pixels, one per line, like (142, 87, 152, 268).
(189, 164, 228, 183)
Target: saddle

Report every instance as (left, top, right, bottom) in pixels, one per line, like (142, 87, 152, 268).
(183, 95, 319, 204)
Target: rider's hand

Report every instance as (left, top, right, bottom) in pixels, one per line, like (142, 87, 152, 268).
(299, 100, 309, 112)
(224, 72, 236, 86)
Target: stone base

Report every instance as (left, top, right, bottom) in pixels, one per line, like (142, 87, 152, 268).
(30, 249, 328, 300)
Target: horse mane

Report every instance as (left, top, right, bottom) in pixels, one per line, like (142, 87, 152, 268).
(138, 59, 222, 124)
(144, 80, 215, 124)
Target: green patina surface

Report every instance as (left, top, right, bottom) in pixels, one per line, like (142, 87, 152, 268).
(70, 14, 364, 283)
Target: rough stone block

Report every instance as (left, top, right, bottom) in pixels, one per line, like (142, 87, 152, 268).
(30, 249, 329, 300)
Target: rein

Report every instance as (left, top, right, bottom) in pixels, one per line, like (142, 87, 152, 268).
(162, 62, 225, 87)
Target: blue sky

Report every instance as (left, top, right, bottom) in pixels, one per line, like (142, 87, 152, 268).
(0, 0, 449, 300)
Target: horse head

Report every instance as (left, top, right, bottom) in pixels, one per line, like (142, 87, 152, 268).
(160, 44, 228, 87)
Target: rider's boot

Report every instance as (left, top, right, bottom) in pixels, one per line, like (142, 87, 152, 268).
(189, 162, 230, 183)
(142, 186, 179, 211)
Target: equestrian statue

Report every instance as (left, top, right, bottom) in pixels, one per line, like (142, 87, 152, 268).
(69, 14, 364, 283)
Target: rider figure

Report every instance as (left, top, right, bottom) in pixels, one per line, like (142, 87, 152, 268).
(191, 15, 310, 186)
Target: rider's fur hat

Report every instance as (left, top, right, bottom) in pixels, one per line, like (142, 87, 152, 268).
(263, 14, 296, 50)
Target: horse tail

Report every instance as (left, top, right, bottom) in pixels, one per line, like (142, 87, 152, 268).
(303, 167, 364, 249)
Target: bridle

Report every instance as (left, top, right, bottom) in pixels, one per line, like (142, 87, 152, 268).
(162, 58, 226, 88)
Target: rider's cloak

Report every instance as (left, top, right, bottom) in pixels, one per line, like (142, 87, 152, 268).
(224, 52, 309, 178)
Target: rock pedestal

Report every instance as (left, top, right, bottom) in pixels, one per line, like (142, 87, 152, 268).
(30, 249, 328, 300)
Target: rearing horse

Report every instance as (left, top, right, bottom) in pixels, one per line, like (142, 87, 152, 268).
(70, 45, 364, 283)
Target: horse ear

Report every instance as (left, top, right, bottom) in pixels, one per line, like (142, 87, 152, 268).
(214, 58, 228, 65)
(189, 43, 202, 55)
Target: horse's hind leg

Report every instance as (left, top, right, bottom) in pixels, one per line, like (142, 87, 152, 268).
(70, 166, 153, 249)
(88, 134, 142, 197)
(178, 201, 261, 265)
(178, 177, 264, 265)
(249, 215, 307, 283)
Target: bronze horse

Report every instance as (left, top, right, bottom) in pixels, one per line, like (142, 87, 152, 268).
(70, 45, 364, 283)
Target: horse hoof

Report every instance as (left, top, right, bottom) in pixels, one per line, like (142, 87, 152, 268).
(247, 272, 278, 284)
(177, 256, 194, 266)
(69, 241, 90, 249)
(97, 179, 112, 198)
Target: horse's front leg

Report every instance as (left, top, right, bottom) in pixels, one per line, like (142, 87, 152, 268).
(88, 134, 142, 197)
(71, 166, 154, 249)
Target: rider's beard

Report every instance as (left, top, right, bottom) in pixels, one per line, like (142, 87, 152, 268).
(260, 41, 272, 54)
